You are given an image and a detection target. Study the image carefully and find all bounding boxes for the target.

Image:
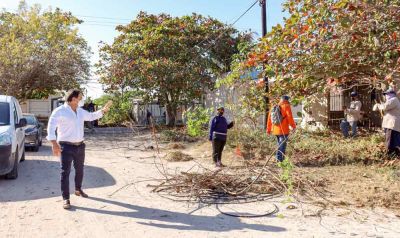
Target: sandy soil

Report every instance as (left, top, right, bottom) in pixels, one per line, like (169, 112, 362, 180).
(1, 128, 400, 238)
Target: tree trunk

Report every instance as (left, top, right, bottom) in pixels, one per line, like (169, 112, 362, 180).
(166, 103, 177, 126)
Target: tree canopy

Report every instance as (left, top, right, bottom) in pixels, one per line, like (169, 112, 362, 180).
(236, 0, 400, 101)
(97, 12, 251, 125)
(0, 1, 91, 100)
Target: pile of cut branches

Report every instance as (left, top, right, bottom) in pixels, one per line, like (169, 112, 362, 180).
(148, 165, 327, 203)
(148, 122, 328, 204)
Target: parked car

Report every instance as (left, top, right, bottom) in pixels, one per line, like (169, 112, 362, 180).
(0, 95, 27, 179)
(23, 113, 43, 152)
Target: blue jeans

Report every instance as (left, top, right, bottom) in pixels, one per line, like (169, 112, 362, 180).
(276, 135, 288, 162)
(351, 121, 358, 137)
(341, 120, 357, 138)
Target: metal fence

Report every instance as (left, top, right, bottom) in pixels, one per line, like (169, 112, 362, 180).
(328, 85, 382, 130)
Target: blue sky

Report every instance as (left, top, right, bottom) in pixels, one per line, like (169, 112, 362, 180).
(0, 0, 287, 98)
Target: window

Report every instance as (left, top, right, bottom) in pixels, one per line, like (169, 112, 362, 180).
(25, 115, 37, 125)
(13, 102, 18, 125)
(0, 102, 10, 126)
(329, 87, 344, 111)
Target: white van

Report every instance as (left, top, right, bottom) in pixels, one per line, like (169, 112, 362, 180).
(0, 95, 27, 179)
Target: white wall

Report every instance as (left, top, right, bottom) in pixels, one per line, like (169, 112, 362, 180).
(20, 95, 62, 118)
(21, 100, 50, 117)
(131, 100, 187, 125)
(300, 93, 328, 130)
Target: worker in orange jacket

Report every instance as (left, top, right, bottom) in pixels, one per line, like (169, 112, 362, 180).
(267, 95, 296, 162)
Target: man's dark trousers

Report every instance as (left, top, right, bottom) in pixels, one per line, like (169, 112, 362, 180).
(212, 139, 226, 163)
(60, 143, 85, 200)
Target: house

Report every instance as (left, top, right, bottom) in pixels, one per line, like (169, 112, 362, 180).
(132, 99, 203, 126)
(132, 99, 167, 125)
(301, 84, 385, 131)
(20, 95, 63, 120)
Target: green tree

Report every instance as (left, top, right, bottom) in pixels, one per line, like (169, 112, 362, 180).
(97, 12, 251, 126)
(0, 1, 91, 100)
(93, 90, 138, 125)
(184, 107, 211, 137)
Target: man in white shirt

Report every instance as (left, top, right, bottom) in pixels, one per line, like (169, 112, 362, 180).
(47, 89, 112, 209)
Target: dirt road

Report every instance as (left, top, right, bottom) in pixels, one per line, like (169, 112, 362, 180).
(1, 129, 399, 238)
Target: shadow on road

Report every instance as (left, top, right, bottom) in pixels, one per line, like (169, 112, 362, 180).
(24, 144, 53, 157)
(0, 159, 116, 202)
(72, 196, 287, 233)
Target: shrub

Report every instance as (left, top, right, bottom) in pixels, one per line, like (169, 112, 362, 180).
(228, 129, 276, 160)
(94, 91, 137, 126)
(160, 129, 185, 142)
(184, 107, 211, 137)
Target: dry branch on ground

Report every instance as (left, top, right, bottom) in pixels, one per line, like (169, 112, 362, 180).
(149, 165, 327, 204)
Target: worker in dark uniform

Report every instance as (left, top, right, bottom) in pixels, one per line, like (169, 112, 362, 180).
(209, 107, 234, 167)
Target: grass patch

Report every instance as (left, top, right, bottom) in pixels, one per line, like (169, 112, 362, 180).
(166, 151, 194, 162)
(290, 131, 387, 166)
(168, 143, 186, 150)
(227, 129, 389, 166)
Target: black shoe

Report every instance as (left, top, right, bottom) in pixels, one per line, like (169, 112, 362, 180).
(75, 190, 89, 198)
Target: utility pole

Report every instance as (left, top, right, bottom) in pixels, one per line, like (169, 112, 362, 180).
(260, 0, 269, 130)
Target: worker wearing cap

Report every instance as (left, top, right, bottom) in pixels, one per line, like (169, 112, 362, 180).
(373, 88, 400, 156)
(209, 107, 234, 167)
(343, 92, 362, 137)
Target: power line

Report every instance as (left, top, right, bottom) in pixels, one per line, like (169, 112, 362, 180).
(192, 0, 259, 65)
(78, 0, 259, 31)
(4, 6, 257, 30)
(232, 0, 259, 26)
(80, 23, 120, 27)
(2, 8, 131, 23)
(76, 0, 258, 27)
(192, 0, 259, 52)
(75, 15, 132, 22)
(82, 20, 128, 25)
(123, 0, 259, 67)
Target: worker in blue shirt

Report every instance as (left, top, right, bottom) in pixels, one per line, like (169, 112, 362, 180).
(209, 107, 234, 167)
